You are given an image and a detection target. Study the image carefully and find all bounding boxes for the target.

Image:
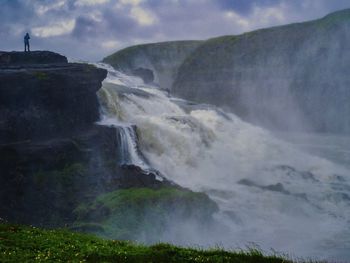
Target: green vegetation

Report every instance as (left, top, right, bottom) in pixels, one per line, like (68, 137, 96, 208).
(102, 40, 202, 67)
(34, 71, 49, 80)
(316, 8, 350, 29)
(72, 188, 218, 242)
(33, 163, 86, 188)
(29, 162, 88, 226)
(0, 223, 293, 263)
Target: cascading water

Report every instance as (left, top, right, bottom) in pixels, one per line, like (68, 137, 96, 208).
(96, 64, 149, 169)
(116, 125, 148, 168)
(95, 63, 350, 261)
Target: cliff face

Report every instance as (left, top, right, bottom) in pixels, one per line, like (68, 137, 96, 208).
(173, 9, 350, 133)
(0, 51, 106, 141)
(0, 51, 170, 226)
(103, 40, 202, 90)
(107, 9, 350, 134)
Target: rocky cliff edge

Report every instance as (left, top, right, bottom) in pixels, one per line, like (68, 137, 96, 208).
(0, 51, 172, 227)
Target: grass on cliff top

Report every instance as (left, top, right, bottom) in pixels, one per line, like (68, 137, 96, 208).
(0, 223, 296, 263)
(102, 40, 202, 67)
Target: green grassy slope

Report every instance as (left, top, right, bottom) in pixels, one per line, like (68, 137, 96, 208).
(71, 187, 218, 242)
(0, 223, 295, 263)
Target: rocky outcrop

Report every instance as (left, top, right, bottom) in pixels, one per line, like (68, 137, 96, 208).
(131, 67, 154, 83)
(0, 52, 106, 141)
(0, 125, 116, 225)
(0, 51, 67, 65)
(103, 40, 202, 90)
(0, 51, 172, 227)
(71, 188, 219, 242)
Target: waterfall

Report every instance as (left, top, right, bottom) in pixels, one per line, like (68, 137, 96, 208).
(95, 62, 350, 261)
(116, 125, 148, 169)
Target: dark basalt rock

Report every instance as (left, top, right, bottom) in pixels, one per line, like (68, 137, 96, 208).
(119, 164, 176, 189)
(237, 178, 308, 200)
(0, 51, 68, 65)
(0, 53, 107, 142)
(131, 67, 154, 83)
(0, 125, 120, 226)
(0, 51, 174, 227)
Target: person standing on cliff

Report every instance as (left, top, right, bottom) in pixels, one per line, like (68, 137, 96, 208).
(24, 33, 30, 52)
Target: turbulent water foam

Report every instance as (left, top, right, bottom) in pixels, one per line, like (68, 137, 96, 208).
(96, 63, 350, 261)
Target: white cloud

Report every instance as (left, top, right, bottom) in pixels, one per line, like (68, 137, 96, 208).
(32, 20, 76, 37)
(36, 0, 66, 15)
(3, 0, 348, 60)
(101, 40, 120, 49)
(88, 11, 103, 22)
(225, 11, 251, 30)
(119, 0, 144, 6)
(223, 3, 288, 33)
(113, 0, 156, 26)
(130, 6, 157, 26)
(75, 0, 110, 7)
(250, 4, 287, 25)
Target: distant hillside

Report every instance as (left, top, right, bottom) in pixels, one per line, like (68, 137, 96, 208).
(103, 40, 202, 90)
(104, 9, 350, 133)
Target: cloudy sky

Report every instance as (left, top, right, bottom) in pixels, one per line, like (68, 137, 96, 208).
(1, 0, 349, 61)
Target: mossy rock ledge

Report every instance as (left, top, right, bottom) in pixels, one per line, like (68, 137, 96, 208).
(71, 187, 219, 243)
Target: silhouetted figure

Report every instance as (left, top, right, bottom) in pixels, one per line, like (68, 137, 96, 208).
(24, 33, 30, 52)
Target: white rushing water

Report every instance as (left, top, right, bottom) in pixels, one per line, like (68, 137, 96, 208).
(96, 63, 350, 261)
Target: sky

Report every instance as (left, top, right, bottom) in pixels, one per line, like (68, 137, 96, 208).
(1, 0, 349, 61)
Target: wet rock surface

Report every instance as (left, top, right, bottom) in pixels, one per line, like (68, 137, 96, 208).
(0, 52, 106, 141)
(0, 51, 174, 227)
(0, 51, 67, 65)
(102, 40, 202, 90)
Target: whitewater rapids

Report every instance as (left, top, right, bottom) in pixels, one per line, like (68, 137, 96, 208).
(96, 63, 350, 261)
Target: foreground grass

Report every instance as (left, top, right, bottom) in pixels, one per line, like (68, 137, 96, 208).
(0, 223, 293, 263)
